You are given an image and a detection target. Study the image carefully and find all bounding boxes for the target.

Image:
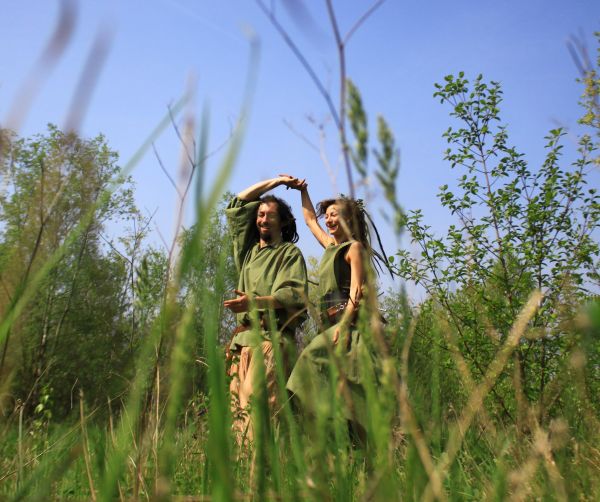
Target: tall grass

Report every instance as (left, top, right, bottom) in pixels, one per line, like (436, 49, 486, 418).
(1, 175, 599, 500)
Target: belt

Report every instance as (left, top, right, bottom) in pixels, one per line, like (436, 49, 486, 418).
(321, 302, 348, 325)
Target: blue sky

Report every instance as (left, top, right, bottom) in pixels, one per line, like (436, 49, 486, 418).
(1, 0, 599, 295)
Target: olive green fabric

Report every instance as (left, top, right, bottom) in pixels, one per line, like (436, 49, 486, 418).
(318, 241, 352, 313)
(225, 197, 308, 349)
(287, 325, 377, 428)
(287, 241, 379, 431)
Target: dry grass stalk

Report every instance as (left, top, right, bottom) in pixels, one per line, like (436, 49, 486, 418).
(4, 0, 76, 132)
(508, 453, 540, 502)
(79, 389, 97, 501)
(423, 290, 543, 501)
(532, 425, 567, 501)
(155, 364, 161, 495)
(400, 315, 447, 501)
(437, 315, 497, 437)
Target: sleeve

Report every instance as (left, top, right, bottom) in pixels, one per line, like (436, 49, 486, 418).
(271, 246, 308, 311)
(225, 196, 260, 272)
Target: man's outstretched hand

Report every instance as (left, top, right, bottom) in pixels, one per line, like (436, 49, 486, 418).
(223, 289, 249, 313)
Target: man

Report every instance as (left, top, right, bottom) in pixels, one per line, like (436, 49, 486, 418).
(224, 176, 308, 442)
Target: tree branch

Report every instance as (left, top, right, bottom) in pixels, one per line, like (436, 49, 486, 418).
(343, 0, 386, 46)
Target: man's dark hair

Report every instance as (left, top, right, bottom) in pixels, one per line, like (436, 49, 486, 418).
(259, 195, 299, 243)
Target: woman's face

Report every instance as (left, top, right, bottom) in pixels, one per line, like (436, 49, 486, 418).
(324, 203, 348, 240)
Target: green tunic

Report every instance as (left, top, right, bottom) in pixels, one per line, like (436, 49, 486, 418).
(318, 241, 352, 316)
(225, 197, 308, 349)
(286, 241, 378, 430)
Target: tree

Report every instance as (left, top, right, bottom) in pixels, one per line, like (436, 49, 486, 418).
(176, 193, 237, 397)
(0, 124, 138, 416)
(396, 73, 600, 422)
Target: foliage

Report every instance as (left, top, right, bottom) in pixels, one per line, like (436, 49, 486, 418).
(395, 73, 600, 422)
(346, 78, 406, 236)
(132, 248, 169, 337)
(180, 193, 237, 343)
(0, 125, 139, 417)
(176, 193, 238, 401)
(578, 31, 600, 163)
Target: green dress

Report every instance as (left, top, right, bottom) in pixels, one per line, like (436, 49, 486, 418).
(286, 241, 378, 430)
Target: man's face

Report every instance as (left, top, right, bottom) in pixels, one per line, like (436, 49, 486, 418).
(256, 201, 282, 243)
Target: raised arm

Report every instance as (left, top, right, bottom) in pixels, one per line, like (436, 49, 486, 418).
(300, 186, 333, 248)
(237, 176, 288, 201)
(279, 174, 332, 248)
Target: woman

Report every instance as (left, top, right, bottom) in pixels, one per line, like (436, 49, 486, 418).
(283, 175, 391, 434)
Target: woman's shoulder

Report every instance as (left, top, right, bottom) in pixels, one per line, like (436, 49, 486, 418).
(346, 240, 364, 253)
(344, 240, 365, 262)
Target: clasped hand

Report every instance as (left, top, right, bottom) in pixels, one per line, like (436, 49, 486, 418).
(278, 174, 307, 191)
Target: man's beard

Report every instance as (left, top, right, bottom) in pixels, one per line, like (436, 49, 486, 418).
(259, 227, 272, 242)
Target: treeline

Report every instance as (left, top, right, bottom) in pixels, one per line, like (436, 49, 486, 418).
(0, 125, 237, 421)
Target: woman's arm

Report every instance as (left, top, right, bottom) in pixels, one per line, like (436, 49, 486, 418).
(346, 241, 364, 312)
(333, 241, 364, 345)
(300, 186, 333, 248)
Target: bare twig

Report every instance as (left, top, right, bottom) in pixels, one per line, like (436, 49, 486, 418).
(257, 1, 384, 197)
(282, 118, 320, 153)
(317, 123, 337, 188)
(255, 0, 341, 128)
(153, 220, 171, 252)
(152, 143, 182, 197)
(169, 103, 197, 171)
(99, 233, 130, 263)
(324, 0, 355, 197)
(343, 0, 386, 46)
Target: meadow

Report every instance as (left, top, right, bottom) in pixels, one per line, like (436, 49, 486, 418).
(0, 5, 599, 500)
